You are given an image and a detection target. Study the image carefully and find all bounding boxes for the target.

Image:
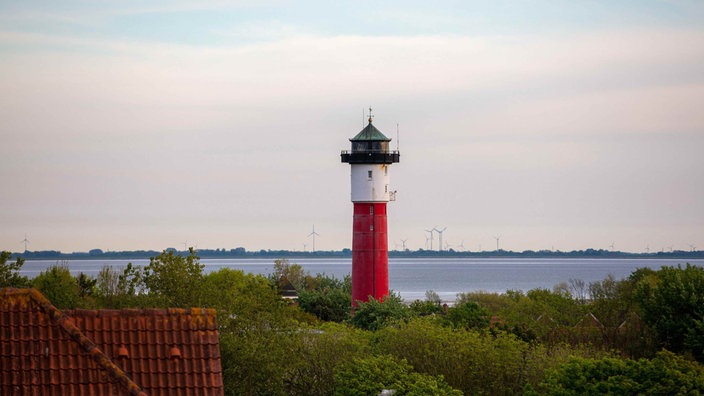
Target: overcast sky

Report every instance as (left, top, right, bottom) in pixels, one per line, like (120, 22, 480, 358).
(1, 1, 703, 253)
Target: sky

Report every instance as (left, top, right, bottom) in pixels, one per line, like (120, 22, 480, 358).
(1, 1, 703, 253)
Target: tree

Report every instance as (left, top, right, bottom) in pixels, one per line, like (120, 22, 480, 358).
(32, 264, 81, 309)
(634, 263, 704, 361)
(349, 293, 410, 331)
(334, 354, 462, 396)
(95, 265, 144, 308)
(528, 351, 704, 395)
(376, 316, 557, 395)
(140, 248, 205, 307)
(443, 301, 489, 330)
(297, 274, 352, 322)
(0, 251, 29, 287)
(270, 258, 309, 290)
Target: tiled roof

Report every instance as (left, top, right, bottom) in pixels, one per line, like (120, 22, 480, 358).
(0, 288, 223, 396)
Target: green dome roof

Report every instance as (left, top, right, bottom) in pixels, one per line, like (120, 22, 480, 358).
(350, 121, 391, 141)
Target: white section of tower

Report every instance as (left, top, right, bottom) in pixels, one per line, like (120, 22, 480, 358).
(350, 164, 390, 202)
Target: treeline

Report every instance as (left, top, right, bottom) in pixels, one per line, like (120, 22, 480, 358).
(2, 250, 704, 395)
(10, 247, 704, 260)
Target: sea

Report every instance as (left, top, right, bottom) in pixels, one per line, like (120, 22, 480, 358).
(20, 257, 704, 302)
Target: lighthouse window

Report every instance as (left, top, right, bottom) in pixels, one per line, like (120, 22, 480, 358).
(368, 170, 373, 180)
(370, 224, 374, 231)
(370, 206, 374, 215)
(385, 185, 388, 193)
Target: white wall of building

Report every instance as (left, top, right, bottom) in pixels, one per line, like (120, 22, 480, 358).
(350, 164, 391, 202)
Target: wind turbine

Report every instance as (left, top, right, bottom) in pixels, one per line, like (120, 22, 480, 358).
(608, 242, 615, 251)
(401, 239, 408, 251)
(493, 235, 501, 251)
(20, 234, 30, 252)
(308, 225, 320, 252)
(645, 244, 650, 254)
(457, 240, 466, 252)
(424, 229, 435, 250)
(434, 227, 447, 252)
(689, 244, 696, 252)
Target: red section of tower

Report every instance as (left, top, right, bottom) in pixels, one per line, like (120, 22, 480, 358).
(351, 202, 389, 304)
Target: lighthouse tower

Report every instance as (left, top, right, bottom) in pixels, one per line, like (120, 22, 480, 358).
(341, 110, 400, 304)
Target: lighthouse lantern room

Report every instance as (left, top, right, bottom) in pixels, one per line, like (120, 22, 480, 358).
(341, 109, 400, 304)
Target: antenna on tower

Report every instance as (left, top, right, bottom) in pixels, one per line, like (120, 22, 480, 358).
(308, 225, 320, 252)
(21, 234, 30, 252)
(396, 123, 400, 151)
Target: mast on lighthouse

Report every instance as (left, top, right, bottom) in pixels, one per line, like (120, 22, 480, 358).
(341, 108, 400, 305)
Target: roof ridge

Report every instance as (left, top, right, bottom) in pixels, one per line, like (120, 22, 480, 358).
(6, 288, 148, 396)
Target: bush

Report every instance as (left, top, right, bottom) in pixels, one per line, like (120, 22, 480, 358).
(349, 293, 410, 331)
(528, 351, 704, 395)
(0, 251, 29, 287)
(443, 301, 489, 330)
(376, 317, 548, 394)
(32, 264, 81, 309)
(297, 274, 352, 322)
(634, 264, 704, 361)
(334, 354, 461, 396)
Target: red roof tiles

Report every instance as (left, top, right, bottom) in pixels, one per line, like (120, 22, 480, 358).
(1, 288, 223, 396)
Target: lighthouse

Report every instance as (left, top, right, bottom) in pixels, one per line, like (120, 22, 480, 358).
(341, 109, 400, 304)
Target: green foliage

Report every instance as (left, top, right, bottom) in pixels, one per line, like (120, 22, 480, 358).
(525, 288, 585, 327)
(588, 274, 634, 327)
(349, 293, 411, 331)
(376, 317, 556, 395)
(140, 248, 205, 307)
(32, 264, 81, 309)
(528, 351, 704, 395)
(220, 325, 300, 396)
(270, 258, 309, 290)
(408, 299, 443, 316)
(95, 265, 131, 308)
(76, 272, 96, 298)
(201, 268, 287, 330)
(333, 354, 462, 396)
(634, 263, 704, 361)
(201, 268, 317, 396)
(287, 323, 372, 395)
(443, 301, 489, 330)
(0, 251, 29, 287)
(297, 274, 352, 322)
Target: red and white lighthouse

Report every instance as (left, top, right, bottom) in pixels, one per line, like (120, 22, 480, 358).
(341, 111, 400, 304)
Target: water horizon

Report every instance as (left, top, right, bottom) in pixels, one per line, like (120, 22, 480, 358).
(19, 257, 704, 303)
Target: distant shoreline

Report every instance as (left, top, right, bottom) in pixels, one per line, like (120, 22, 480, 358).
(8, 248, 703, 261)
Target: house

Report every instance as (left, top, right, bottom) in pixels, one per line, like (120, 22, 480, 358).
(0, 288, 223, 395)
